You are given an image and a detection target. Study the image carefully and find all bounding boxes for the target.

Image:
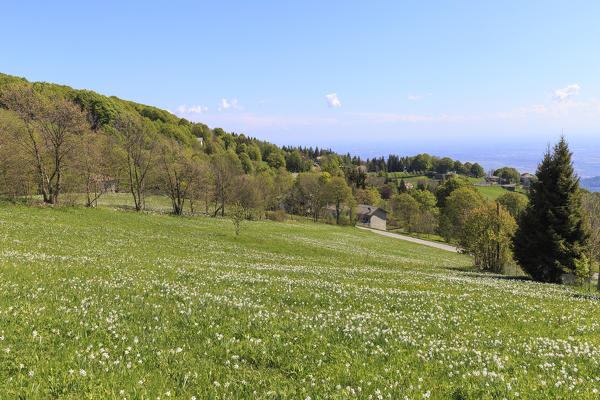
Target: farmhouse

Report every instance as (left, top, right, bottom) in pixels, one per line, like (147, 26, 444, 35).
(486, 175, 500, 184)
(357, 204, 387, 230)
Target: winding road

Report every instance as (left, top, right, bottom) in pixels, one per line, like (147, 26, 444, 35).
(357, 226, 460, 253)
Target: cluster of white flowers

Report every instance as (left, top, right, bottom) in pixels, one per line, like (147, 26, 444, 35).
(1, 206, 600, 397)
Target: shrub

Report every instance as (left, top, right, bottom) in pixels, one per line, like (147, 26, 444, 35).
(266, 209, 287, 222)
(338, 215, 351, 226)
(325, 214, 336, 225)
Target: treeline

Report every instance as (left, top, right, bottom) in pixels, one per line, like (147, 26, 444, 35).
(2, 74, 596, 285)
(0, 74, 372, 221)
(366, 154, 485, 176)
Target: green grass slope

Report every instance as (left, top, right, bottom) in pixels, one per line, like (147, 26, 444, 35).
(1, 204, 599, 398)
(476, 185, 528, 201)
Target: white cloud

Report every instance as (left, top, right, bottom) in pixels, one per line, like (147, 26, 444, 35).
(188, 105, 208, 113)
(531, 104, 548, 114)
(407, 93, 431, 101)
(176, 104, 208, 114)
(218, 98, 243, 112)
(554, 84, 580, 102)
(325, 93, 341, 108)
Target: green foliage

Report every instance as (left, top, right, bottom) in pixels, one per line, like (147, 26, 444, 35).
(436, 157, 455, 173)
(265, 208, 287, 222)
(229, 202, 246, 235)
(319, 154, 342, 175)
(411, 153, 432, 171)
(139, 106, 172, 123)
(497, 192, 528, 218)
(574, 254, 591, 284)
(389, 193, 420, 230)
(410, 189, 437, 211)
(72, 90, 119, 130)
(247, 144, 261, 161)
(470, 163, 485, 177)
(513, 138, 591, 283)
(436, 177, 476, 208)
(453, 160, 467, 175)
(266, 152, 286, 169)
(285, 150, 305, 173)
(439, 187, 485, 242)
(459, 203, 517, 272)
(238, 152, 254, 174)
(354, 188, 380, 206)
(494, 166, 521, 184)
(324, 176, 353, 224)
(583, 192, 600, 267)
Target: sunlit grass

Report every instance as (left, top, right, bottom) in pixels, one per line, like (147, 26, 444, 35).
(1, 203, 599, 398)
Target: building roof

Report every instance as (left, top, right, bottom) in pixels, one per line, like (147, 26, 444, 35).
(521, 173, 535, 178)
(357, 204, 387, 216)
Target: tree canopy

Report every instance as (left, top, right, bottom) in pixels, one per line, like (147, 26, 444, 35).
(513, 138, 590, 283)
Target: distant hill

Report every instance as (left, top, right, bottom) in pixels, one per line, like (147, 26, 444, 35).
(580, 176, 600, 192)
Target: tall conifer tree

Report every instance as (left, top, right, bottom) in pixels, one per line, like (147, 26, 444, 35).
(513, 137, 589, 282)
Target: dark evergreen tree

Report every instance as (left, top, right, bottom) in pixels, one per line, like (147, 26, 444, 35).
(513, 138, 590, 283)
(399, 179, 407, 193)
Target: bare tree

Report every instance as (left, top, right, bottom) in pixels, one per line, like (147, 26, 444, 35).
(210, 152, 243, 217)
(0, 83, 87, 204)
(296, 172, 327, 222)
(158, 138, 200, 215)
(38, 96, 88, 204)
(0, 83, 49, 201)
(115, 114, 156, 212)
(73, 131, 120, 207)
(0, 109, 35, 198)
(582, 193, 600, 289)
(187, 154, 211, 214)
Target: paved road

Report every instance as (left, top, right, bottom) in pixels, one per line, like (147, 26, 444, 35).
(357, 226, 460, 253)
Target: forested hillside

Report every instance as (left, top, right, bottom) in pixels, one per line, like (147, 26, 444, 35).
(0, 73, 534, 269)
(0, 73, 488, 216)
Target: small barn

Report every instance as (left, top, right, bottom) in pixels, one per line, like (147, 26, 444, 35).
(357, 204, 387, 230)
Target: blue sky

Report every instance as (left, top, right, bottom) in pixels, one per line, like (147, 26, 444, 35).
(3, 1, 600, 174)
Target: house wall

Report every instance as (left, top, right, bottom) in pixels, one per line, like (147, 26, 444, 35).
(368, 210, 387, 230)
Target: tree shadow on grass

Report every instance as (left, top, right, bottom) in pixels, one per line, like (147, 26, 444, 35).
(438, 265, 531, 282)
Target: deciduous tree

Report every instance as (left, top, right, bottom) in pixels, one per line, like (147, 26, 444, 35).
(210, 152, 243, 217)
(115, 114, 157, 212)
(460, 203, 517, 272)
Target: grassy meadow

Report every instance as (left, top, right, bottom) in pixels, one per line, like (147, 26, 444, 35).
(475, 185, 528, 201)
(1, 203, 600, 398)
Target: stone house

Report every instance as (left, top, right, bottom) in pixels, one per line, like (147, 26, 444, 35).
(357, 204, 387, 230)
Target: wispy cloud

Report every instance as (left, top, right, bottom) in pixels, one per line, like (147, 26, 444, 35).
(325, 93, 341, 108)
(407, 93, 432, 101)
(554, 84, 580, 102)
(176, 104, 208, 114)
(218, 98, 243, 112)
(345, 112, 431, 123)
